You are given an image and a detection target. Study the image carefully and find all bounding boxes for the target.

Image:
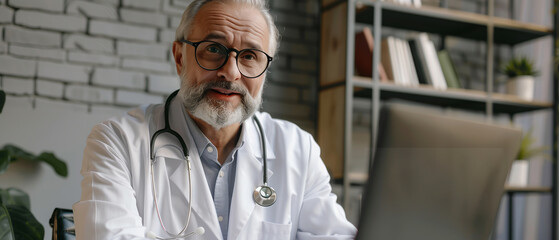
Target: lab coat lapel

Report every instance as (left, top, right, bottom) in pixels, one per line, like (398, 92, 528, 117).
(228, 117, 275, 240)
(166, 97, 223, 239)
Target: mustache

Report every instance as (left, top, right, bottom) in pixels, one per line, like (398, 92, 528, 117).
(201, 80, 248, 96)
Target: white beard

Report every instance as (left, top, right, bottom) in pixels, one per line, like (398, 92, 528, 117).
(178, 69, 263, 130)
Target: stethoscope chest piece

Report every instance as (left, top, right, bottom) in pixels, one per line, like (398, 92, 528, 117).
(253, 185, 277, 207)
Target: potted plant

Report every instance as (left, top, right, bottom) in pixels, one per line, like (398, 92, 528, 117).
(0, 89, 68, 240)
(503, 56, 539, 101)
(507, 129, 549, 186)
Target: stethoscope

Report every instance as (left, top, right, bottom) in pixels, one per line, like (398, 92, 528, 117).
(148, 89, 276, 239)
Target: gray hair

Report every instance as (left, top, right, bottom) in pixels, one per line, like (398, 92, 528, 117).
(175, 0, 279, 56)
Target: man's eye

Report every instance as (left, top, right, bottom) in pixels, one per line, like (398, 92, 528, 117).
(206, 46, 221, 53)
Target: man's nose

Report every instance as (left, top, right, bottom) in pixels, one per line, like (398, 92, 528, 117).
(216, 53, 242, 81)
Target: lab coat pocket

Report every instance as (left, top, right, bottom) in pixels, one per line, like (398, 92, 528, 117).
(261, 221, 292, 240)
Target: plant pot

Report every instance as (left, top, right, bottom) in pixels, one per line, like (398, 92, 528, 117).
(506, 75, 534, 101)
(506, 160, 529, 186)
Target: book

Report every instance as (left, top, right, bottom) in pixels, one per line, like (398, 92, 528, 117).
(437, 50, 461, 89)
(416, 33, 447, 90)
(408, 39, 428, 85)
(354, 27, 389, 82)
(381, 37, 401, 83)
(401, 38, 419, 86)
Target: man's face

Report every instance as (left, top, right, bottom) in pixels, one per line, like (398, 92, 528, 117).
(174, 1, 271, 129)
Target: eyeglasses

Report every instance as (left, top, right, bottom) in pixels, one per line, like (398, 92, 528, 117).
(180, 39, 273, 78)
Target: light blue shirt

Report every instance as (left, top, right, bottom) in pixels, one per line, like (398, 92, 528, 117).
(184, 113, 244, 240)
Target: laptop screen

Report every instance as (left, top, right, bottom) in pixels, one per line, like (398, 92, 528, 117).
(356, 103, 521, 240)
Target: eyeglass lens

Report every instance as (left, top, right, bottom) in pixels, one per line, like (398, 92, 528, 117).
(195, 41, 269, 78)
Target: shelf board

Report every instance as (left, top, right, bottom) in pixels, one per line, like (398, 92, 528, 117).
(504, 186, 552, 193)
(352, 76, 553, 114)
(355, 1, 552, 45)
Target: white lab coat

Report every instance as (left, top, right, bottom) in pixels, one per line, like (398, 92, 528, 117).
(73, 96, 356, 240)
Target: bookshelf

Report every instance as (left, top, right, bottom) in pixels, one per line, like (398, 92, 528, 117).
(318, 0, 557, 238)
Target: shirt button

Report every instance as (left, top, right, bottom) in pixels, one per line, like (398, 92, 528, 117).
(219, 171, 224, 177)
(207, 146, 214, 153)
(218, 216, 223, 222)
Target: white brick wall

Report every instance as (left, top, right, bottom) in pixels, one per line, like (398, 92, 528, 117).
(36, 79, 64, 98)
(10, 45, 66, 61)
(7, 0, 65, 12)
(68, 51, 119, 66)
(63, 34, 114, 54)
(89, 20, 157, 42)
(120, 8, 167, 28)
(148, 74, 179, 94)
(15, 10, 87, 32)
(65, 84, 113, 103)
(116, 89, 163, 106)
(0, 42, 7, 54)
(5, 25, 61, 48)
(122, 0, 162, 11)
(66, 1, 118, 20)
(0, 5, 14, 23)
(2, 76, 34, 94)
(0, 55, 36, 77)
(122, 58, 172, 73)
(159, 29, 176, 43)
(92, 67, 146, 89)
(37, 61, 90, 83)
(117, 41, 168, 60)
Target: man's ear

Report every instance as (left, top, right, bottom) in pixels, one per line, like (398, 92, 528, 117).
(172, 41, 184, 75)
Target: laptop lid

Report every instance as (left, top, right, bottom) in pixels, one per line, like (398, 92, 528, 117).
(356, 103, 522, 240)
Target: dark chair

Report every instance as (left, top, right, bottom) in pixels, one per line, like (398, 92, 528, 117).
(49, 208, 75, 240)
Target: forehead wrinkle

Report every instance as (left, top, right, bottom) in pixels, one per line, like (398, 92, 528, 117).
(195, 6, 269, 50)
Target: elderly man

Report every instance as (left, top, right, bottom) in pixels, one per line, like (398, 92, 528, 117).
(73, 0, 356, 239)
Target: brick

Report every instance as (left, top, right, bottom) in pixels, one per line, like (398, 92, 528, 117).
(67, 51, 119, 66)
(162, 0, 184, 16)
(278, 41, 314, 57)
(273, 12, 316, 27)
(90, 0, 119, 6)
(90, 20, 157, 42)
(122, 0, 162, 11)
(2, 76, 34, 94)
(159, 29, 176, 43)
(148, 74, 179, 94)
(170, 16, 181, 29)
(92, 67, 145, 89)
(0, 42, 6, 54)
(261, 101, 311, 119)
(15, 10, 87, 32)
(170, 0, 189, 8)
(291, 59, 317, 72)
(5, 25, 61, 48)
(65, 84, 114, 103)
(269, 70, 314, 87)
(263, 83, 299, 101)
(0, 55, 36, 77)
(66, 1, 118, 20)
(0, 5, 13, 23)
(278, 26, 300, 40)
(7, 0, 64, 12)
(36, 79, 64, 98)
(122, 58, 172, 73)
(34, 97, 88, 112)
(272, 0, 295, 10)
(117, 41, 168, 60)
(63, 34, 114, 54)
(9, 44, 66, 61)
(304, 30, 319, 42)
(116, 89, 163, 106)
(120, 8, 167, 28)
(37, 61, 91, 83)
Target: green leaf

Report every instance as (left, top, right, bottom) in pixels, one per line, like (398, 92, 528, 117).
(0, 188, 30, 210)
(6, 205, 43, 240)
(1, 145, 34, 163)
(35, 152, 68, 178)
(0, 90, 5, 115)
(0, 150, 9, 175)
(0, 204, 15, 240)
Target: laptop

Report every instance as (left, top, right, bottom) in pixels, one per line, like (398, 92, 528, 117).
(355, 103, 522, 240)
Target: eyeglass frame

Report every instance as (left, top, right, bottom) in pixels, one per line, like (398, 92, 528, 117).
(179, 39, 273, 78)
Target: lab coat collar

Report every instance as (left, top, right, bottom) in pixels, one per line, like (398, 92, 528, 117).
(227, 115, 275, 240)
(166, 96, 223, 239)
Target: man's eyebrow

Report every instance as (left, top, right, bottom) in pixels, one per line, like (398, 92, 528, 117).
(203, 33, 263, 50)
